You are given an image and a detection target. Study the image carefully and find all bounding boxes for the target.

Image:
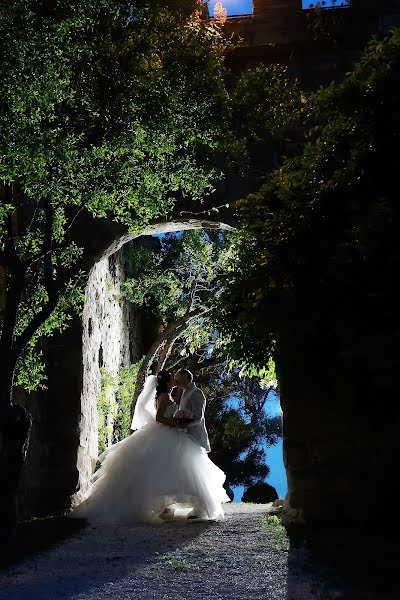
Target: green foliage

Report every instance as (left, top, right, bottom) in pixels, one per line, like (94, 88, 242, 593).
(215, 29, 400, 389)
(305, 2, 348, 44)
(231, 65, 302, 144)
(123, 230, 232, 361)
(261, 515, 289, 550)
(113, 362, 142, 443)
(98, 368, 118, 455)
(157, 554, 190, 571)
(14, 273, 85, 390)
(192, 362, 282, 487)
(98, 361, 142, 450)
(208, 397, 269, 487)
(0, 0, 238, 393)
(122, 247, 182, 321)
(14, 347, 47, 392)
(242, 482, 278, 503)
(0, 1, 231, 217)
(1, 0, 306, 398)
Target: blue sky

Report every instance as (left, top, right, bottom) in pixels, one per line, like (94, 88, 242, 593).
(232, 391, 287, 502)
(206, 0, 350, 14)
(207, 0, 253, 16)
(302, 0, 350, 8)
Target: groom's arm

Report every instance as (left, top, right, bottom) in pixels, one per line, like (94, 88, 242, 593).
(187, 389, 206, 427)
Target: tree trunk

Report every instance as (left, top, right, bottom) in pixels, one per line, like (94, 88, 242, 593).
(0, 273, 32, 547)
(0, 189, 58, 548)
(131, 310, 203, 415)
(0, 211, 32, 548)
(0, 383, 32, 550)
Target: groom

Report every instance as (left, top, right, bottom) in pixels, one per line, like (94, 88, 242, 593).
(174, 369, 211, 453)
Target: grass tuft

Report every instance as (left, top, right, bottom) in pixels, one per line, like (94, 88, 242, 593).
(157, 553, 190, 571)
(261, 515, 290, 550)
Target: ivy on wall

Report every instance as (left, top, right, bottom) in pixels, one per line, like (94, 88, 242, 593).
(98, 361, 143, 454)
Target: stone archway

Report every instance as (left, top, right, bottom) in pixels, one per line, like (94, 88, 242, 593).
(17, 198, 383, 528)
(75, 216, 236, 504)
(16, 197, 239, 518)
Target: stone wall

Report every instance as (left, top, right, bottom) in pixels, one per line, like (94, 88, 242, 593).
(17, 247, 142, 516)
(74, 249, 141, 503)
(226, 0, 400, 92)
(10, 1, 400, 525)
(279, 352, 400, 528)
(17, 320, 84, 518)
(12, 217, 232, 519)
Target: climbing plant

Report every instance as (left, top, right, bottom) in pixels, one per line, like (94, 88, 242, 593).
(215, 29, 400, 390)
(98, 361, 143, 453)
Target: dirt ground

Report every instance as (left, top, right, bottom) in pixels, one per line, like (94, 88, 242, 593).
(0, 503, 397, 600)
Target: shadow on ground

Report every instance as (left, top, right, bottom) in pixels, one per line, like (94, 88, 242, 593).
(0, 516, 216, 600)
(0, 516, 87, 570)
(286, 522, 400, 600)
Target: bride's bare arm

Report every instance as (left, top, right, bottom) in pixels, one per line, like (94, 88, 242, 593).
(156, 393, 177, 427)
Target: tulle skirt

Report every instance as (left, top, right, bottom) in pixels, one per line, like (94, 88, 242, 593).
(71, 424, 230, 524)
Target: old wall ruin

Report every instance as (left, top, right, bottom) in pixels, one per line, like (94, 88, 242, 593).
(9, 0, 400, 524)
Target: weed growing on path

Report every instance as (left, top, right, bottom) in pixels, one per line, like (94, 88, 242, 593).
(183, 542, 195, 552)
(261, 515, 289, 550)
(157, 553, 191, 571)
(205, 554, 215, 563)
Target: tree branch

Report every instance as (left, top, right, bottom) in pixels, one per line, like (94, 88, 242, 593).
(11, 198, 60, 362)
(183, 277, 200, 317)
(2, 184, 23, 273)
(26, 199, 42, 234)
(131, 308, 205, 415)
(164, 354, 188, 371)
(65, 204, 85, 232)
(11, 292, 59, 365)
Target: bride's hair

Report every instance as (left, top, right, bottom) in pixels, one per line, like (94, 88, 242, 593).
(156, 370, 172, 398)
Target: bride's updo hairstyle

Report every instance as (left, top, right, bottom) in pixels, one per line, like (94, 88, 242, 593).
(156, 370, 172, 398)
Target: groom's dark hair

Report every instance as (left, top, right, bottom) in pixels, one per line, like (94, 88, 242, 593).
(178, 368, 193, 382)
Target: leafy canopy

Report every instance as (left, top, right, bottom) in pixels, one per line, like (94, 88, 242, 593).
(0, 0, 236, 390)
(123, 230, 234, 360)
(215, 29, 400, 381)
(0, 0, 302, 393)
(190, 360, 282, 487)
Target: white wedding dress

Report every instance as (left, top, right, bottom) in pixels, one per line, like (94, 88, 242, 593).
(71, 396, 230, 524)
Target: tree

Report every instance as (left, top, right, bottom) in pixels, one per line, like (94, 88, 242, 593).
(122, 229, 233, 408)
(191, 361, 282, 490)
(0, 0, 302, 539)
(111, 231, 282, 492)
(215, 29, 400, 389)
(242, 482, 278, 504)
(0, 0, 235, 541)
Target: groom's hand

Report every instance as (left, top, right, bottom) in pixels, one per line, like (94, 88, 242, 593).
(175, 421, 187, 429)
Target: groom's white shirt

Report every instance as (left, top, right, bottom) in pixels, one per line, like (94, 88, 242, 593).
(179, 382, 211, 452)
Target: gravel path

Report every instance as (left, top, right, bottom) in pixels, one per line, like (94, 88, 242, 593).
(0, 504, 365, 600)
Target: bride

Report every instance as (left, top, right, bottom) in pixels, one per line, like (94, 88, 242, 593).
(71, 370, 230, 524)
